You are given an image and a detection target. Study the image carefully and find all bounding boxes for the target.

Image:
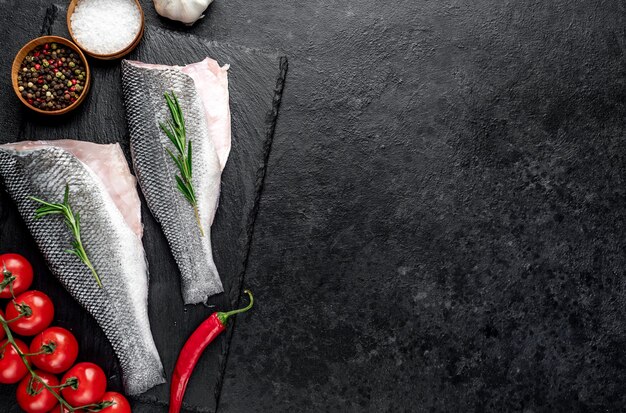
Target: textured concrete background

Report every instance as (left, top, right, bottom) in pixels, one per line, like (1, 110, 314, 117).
(2, 1, 626, 412)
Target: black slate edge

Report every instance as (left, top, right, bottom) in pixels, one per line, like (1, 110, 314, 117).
(148, 25, 286, 61)
(41, 4, 56, 35)
(132, 397, 213, 413)
(214, 56, 289, 410)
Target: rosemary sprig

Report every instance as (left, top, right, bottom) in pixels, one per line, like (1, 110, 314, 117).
(30, 184, 103, 288)
(160, 91, 204, 237)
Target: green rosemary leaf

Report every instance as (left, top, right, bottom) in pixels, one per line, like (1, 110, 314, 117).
(166, 148, 185, 175)
(33, 205, 62, 213)
(34, 210, 61, 219)
(29, 197, 58, 209)
(65, 249, 81, 259)
(184, 176, 196, 196)
(165, 93, 176, 116)
(169, 93, 184, 126)
(168, 122, 185, 153)
(30, 184, 103, 288)
(187, 141, 193, 177)
(159, 123, 178, 149)
(178, 100, 186, 137)
(175, 176, 194, 204)
(74, 211, 80, 226)
(34, 205, 60, 213)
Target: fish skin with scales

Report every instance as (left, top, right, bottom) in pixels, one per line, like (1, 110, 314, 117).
(0, 142, 165, 396)
(121, 58, 230, 305)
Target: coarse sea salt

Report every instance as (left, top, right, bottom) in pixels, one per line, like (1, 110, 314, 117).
(71, 0, 141, 55)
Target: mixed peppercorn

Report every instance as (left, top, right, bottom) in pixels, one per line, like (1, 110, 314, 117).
(17, 42, 87, 111)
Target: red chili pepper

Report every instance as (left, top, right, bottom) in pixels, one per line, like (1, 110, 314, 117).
(169, 290, 254, 413)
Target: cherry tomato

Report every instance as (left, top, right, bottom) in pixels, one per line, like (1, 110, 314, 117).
(99, 392, 131, 413)
(30, 327, 79, 374)
(6, 290, 54, 336)
(0, 253, 34, 298)
(16, 370, 59, 413)
(61, 362, 107, 407)
(0, 338, 30, 383)
(0, 309, 5, 340)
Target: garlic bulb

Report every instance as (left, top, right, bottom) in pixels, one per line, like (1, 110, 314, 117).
(153, 0, 213, 26)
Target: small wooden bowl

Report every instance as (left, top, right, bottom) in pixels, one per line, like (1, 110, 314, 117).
(11, 36, 91, 116)
(67, 0, 144, 60)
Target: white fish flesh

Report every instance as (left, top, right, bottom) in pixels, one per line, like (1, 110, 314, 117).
(121, 57, 231, 304)
(0, 140, 165, 395)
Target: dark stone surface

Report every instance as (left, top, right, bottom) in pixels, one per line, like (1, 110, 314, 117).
(2, 0, 626, 412)
(0, 3, 285, 412)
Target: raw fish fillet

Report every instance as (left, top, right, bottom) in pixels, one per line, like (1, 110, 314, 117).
(0, 140, 165, 395)
(121, 57, 231, 304)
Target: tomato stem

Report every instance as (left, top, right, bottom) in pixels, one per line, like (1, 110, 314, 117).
(0, 272, 15, 290)
(0, 264, 17, 300)
(40, 341, 57, 355)
(22, 349, 47, 357)
(46, 381, 74, 389)
(5, 313, 26, 324)
(14, 301, 32, 317)
(73, 400, 115, 411)
(1, 260, 17, 300)
(63, 376, 79, 390)
(22, 342, 57, 357)
(0, 340, 8, 355)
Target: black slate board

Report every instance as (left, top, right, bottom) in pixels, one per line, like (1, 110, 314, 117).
(0, 5, 286, 412)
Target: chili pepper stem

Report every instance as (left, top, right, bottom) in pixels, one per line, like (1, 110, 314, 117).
(216, 290, 254, 325)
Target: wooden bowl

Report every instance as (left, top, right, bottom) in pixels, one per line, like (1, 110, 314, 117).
(67, 0, 144, 60)
(11, 36, 91, 116)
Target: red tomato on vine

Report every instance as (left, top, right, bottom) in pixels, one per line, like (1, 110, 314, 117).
(0, 253, 34, 298)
